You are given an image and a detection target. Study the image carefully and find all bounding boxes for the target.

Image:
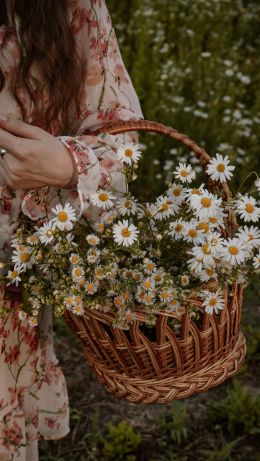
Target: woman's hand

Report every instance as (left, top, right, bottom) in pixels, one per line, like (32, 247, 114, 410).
(0, 113, 76, 190)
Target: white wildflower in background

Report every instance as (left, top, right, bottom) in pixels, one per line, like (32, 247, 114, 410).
(28, 317, 38, 327)
(51, 203, 77, 231)
(18, 311, 28, 321)
(143, 258, 157, 274)
(255, 178, 260, 192)
(112, 220, 139, 246)
(116, 142, 142, 164)
(69, 253, 81, 265)
(91, 190, 115, 210)
(183, 219, 205, 245)
(174, 162, 196, 183)
(201, 290, 225, 315)
(235, 195, 260, 222)
(71, 266, 85, 282)
(116, 196, 139, 216)
(85, 280, 98, 295)
(206, 153, 235, 182)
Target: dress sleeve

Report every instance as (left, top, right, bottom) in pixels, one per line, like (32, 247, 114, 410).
(21, 0, 144, 221)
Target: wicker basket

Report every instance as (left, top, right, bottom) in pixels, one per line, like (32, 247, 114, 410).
(64, 120, 247, 404)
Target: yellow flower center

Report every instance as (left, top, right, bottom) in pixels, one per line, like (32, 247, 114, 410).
(188, 229, 197, 237)
(160, 202, 170, 211)
(175, 224, 183, 232)
(144, 280, 152, 289)
(209, 216, 217, 223)
(209, 298, 217, 306)
(125, 200, 132, 209)
(202, 243, 211, 255)
(124, 149, 133, 157)
(45, 230, 53, 237)
(245, 203, 254, 213)
(192, 188, 202, 195)
(88, 238, 96, 245)
(18, 245, 25, 252)
(20, 252, 30, 262)
(74, 268, 83, 277)
(87, 283, 94, 291)
(57, 211, 68, 222)
(206, 268, 214, 275)
(146, 263, 155, 271)
(145, 295, 153, 303)
(121, 228, 131, 238)
(173, 189, 181, 196)
(228, 246, 239, 255)
(201, 197, 212, 208)
(216, 163, 225, 172)
(99, 193, 109, 202)
(161, 292, 168, 300)
(198, 222, 209, 232)
(66, 297, 73, 305)
(180, 169, 188, 177)
(11, 271, 18, 279)
(71, 255, 79, 264)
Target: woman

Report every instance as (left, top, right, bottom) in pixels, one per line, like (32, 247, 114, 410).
(0, 0, 144, 459)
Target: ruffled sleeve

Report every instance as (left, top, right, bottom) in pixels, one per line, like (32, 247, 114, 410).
(21, 0, 144, 221)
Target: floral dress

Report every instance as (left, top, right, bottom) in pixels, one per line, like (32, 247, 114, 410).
(0, 0, 144, 459)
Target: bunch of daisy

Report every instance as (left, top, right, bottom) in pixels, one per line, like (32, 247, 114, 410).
(2, 141, 260, 329)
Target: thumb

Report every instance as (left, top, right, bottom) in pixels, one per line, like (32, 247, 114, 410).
(0, 113, 41, 140)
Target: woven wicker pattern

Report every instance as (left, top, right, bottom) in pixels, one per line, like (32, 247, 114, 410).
(64, 120, 246, 403)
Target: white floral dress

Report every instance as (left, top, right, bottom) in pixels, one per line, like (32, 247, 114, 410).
(0, 0, 144, 459)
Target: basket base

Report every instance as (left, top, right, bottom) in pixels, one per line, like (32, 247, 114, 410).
(85, 331, 247, 404)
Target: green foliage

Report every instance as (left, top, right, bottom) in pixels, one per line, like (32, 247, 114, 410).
(200, 430, 243, 461)
(108, 0, 260, 200)
(206, 378, 260, 437)
(155, 401, 189, 445)
(100, 420, 141, 461)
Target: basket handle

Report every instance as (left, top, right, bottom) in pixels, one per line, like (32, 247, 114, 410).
(83, 119, 237, 232)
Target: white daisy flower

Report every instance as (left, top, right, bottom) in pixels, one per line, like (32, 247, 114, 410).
(220, 238, 247, 265)
(26, 235, 39, 246)
(12, 247, 33, 272)
(207, 208, 228, 228)
(143, 258, 157, 274)
(168, 219, 186, 240)
(72, 304, 85, 315)
(235, 195, 260, 222)
(91, 190, 116, 210)
(142, 291, 156, 305)
(116, 142, 142, 164)
(112, 219, 139, 246)
(100, 209, 119, 224)
(158, 288, 173, 303)
(38, 222, 56, 244)
(198, 267, 218, 282)
(174, 162, 196, 183)
(206, 231, 225, 256)
(71, 266, 85, 282)
(253, 253, 260, 270)
(64, 295, 75, 309)
(189, 191, 222, 219)
(183, 219, 205, 245)
(151, 268, 166, 285)
(51, 203, 77, 231)
(206, 153, 235, 182)
(236, 225, 260, 250)
(180, 275, 190, 286)
(188, 257, 204, 275)
(188, 243, 215, 268)
(28, 316, 38, 327)
(6, 270, 22, 287)
(167, 183, 187, 204)
(94, 222, 105, 234)
(69, 253, 81, 265)
(142, 278, 155, 291)
(87, 248, 101, 264)
(85, 280, 98, 295)
(116, 196, 139, 216)
(94, 266, 107, 280)
(183, 184, 206, 203)
(18, 310, 28, 322)
(86, 234, 100, 246)
(201, 290, 225, 314)
(153, 195, 180, 220)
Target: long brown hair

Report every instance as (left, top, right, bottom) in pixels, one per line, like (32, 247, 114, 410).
(0, 0, 84, 134)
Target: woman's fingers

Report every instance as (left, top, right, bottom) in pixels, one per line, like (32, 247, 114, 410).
(0, 113, 43, 139)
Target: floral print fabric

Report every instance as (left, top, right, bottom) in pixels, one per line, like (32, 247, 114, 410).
(0, 0, 144, 459)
